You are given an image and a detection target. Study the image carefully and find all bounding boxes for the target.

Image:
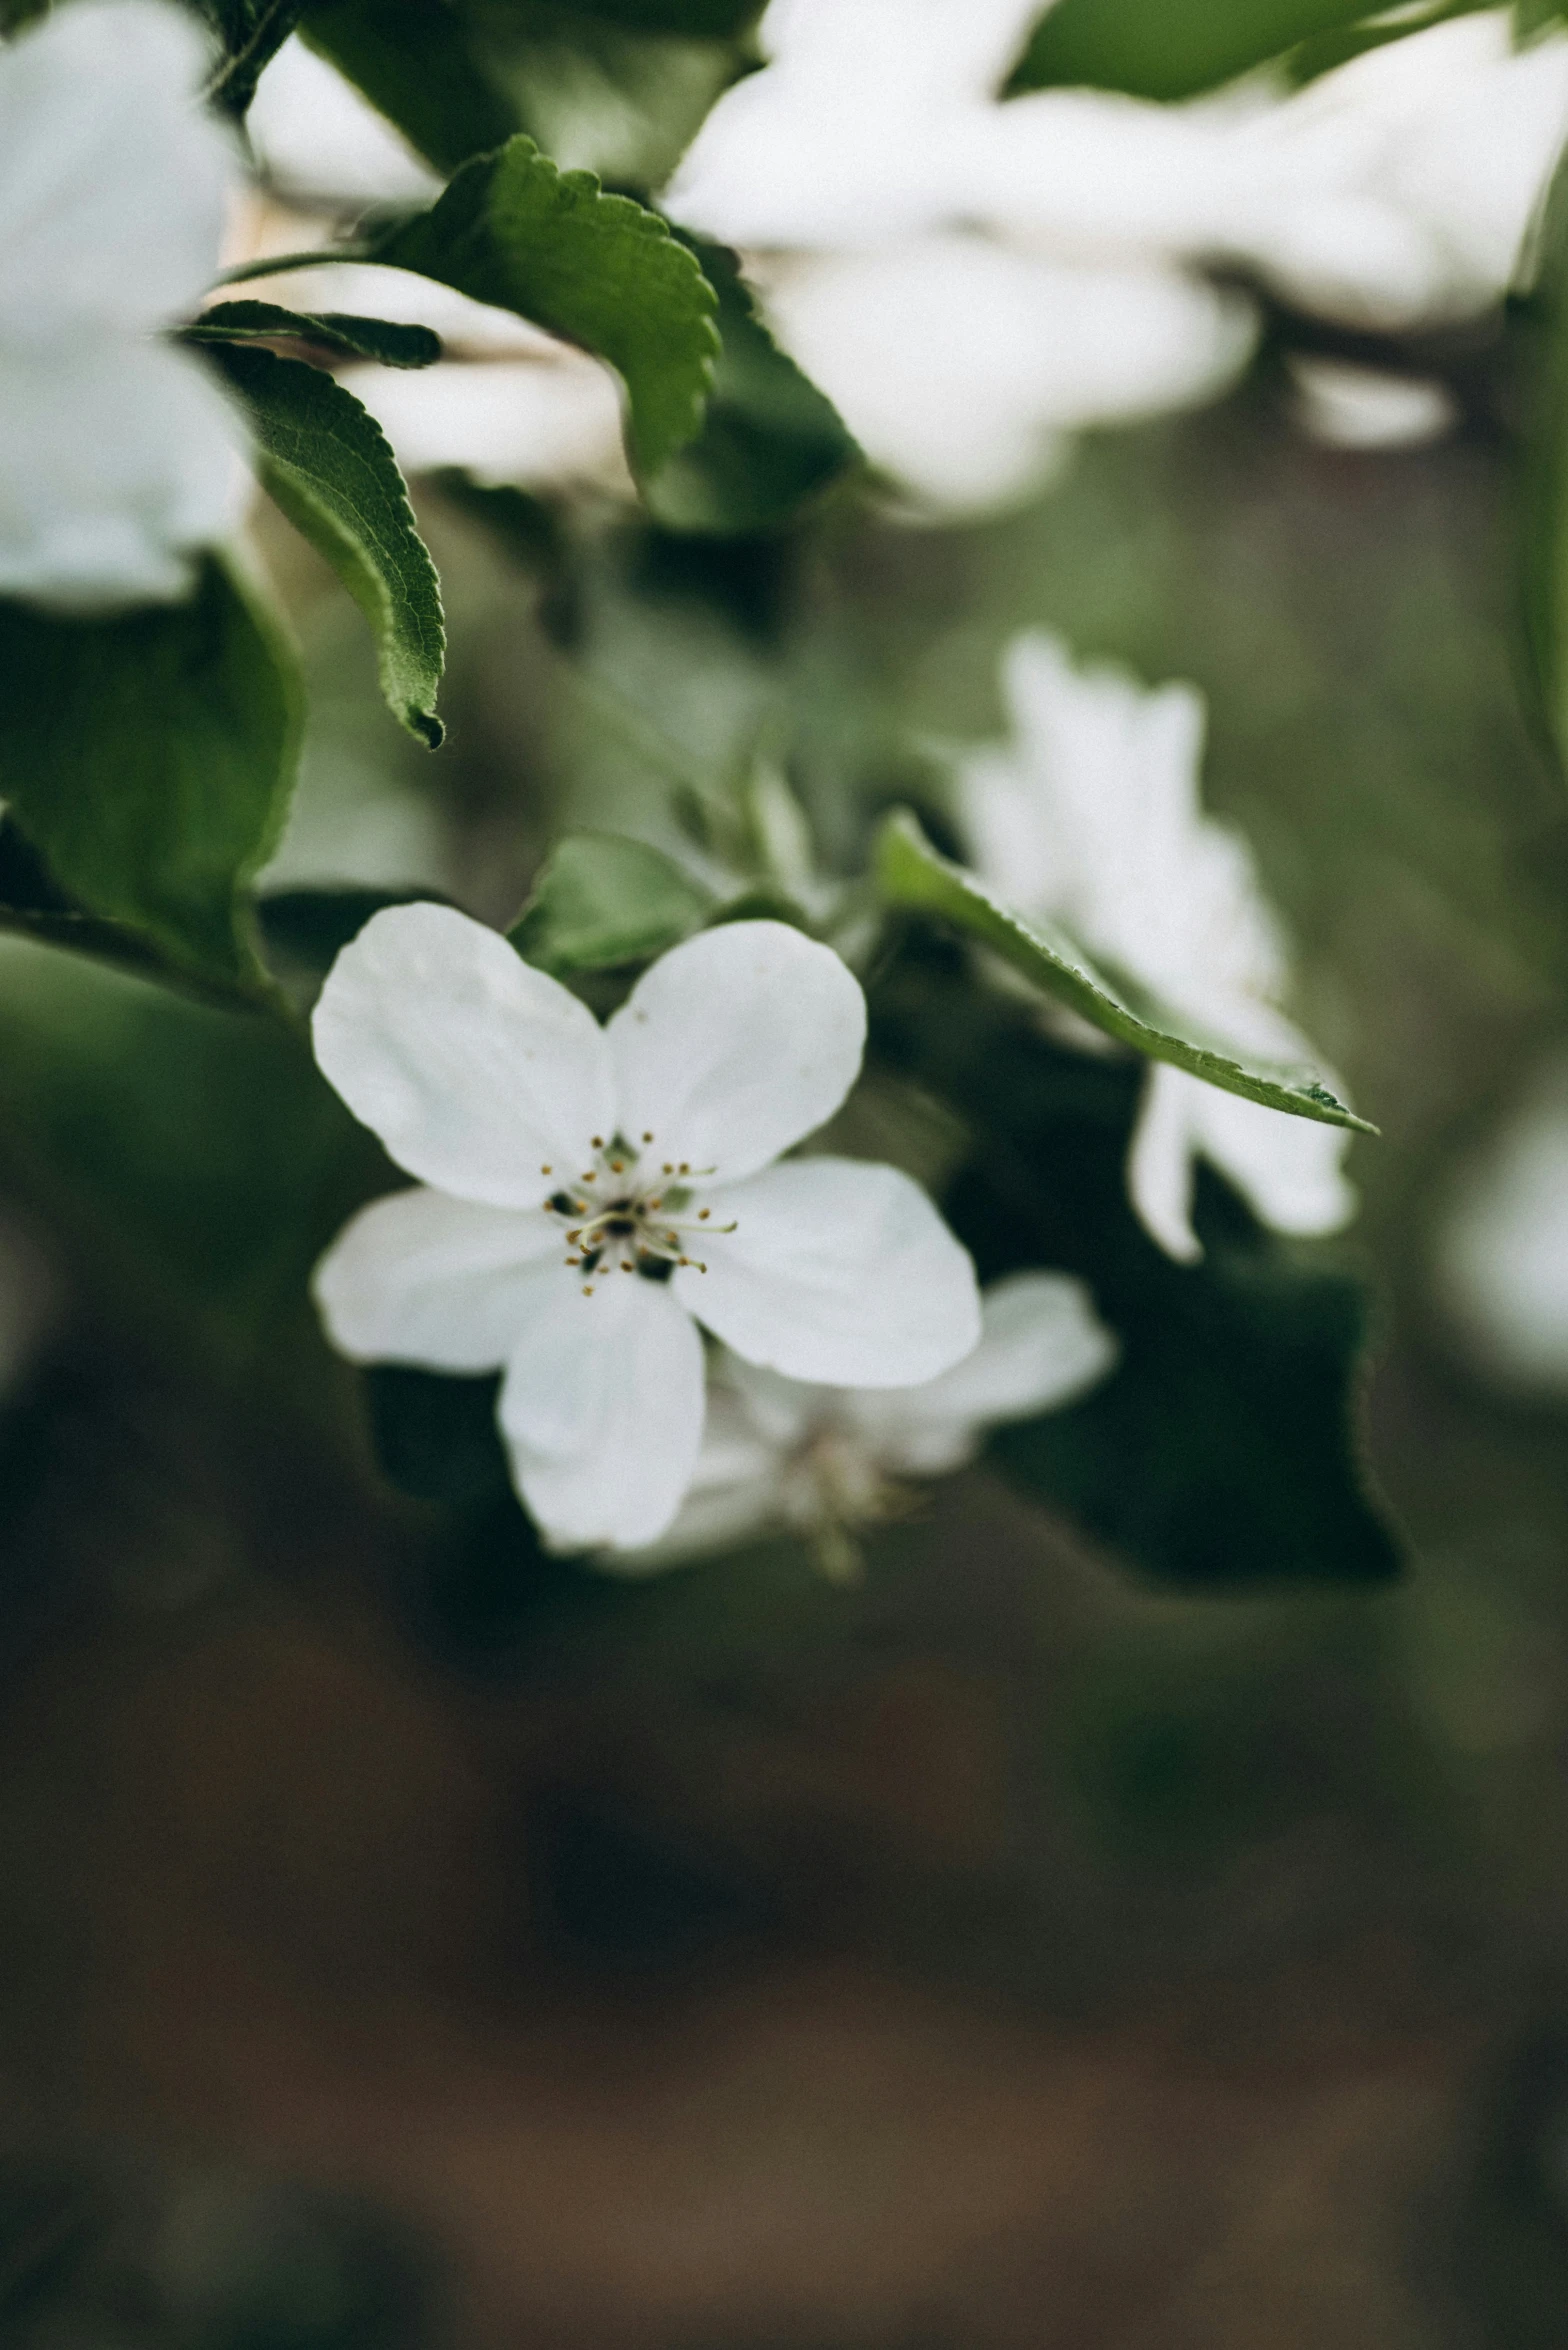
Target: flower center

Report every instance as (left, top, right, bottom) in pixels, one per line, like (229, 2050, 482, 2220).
(537, 1133, 735, 1296)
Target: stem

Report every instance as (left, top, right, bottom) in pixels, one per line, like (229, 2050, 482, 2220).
(209, 247, 373, 291)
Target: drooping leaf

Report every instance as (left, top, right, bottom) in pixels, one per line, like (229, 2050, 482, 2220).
(872, 954, 1400, 1588)
(300, 0, 522, 172)
(370, 136, 719, 476)
(510, 832, 713, 973)
(205, 344, 446, 748)
(199, 0, 306, 115)
(1004, 0, 1382, 99)
(875, 810, 1373, 1135)
(643, 237, 861, 535)
(0, 559, 301, 996)
(184, 301, 443, 369)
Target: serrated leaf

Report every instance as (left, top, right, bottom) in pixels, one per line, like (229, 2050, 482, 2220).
(1005, 0, 1381, 99)
(207, 344, 446, 748)
(643, 237, 861, 535)
(370, 136, 719, 476)
(875, 809, 1373, 1134)
(185, 301, 443, 368)
(510, 832, 713, 973)
(301, 0, 523, 173)
(872, 956, 1399, 1588)
(0, 558, 300, 995)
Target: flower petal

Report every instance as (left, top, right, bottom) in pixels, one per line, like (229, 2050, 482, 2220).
(846, 1270, 1117, 1472)
(594, 1389, 786, 1575)
(0, 340, 248, 611)
(681, 1156, 980, 1386)
(312, 903, 614, 1208)
(1190, 1075, 1359, 1239)
(0, 0, 234, 339)
(608, 920, 865, 1186)
(498, 1272, 706, 1550)
(312, 1186, 563, 1371)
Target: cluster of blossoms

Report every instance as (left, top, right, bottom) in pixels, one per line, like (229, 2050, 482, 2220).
(664, 0, 1568, 508)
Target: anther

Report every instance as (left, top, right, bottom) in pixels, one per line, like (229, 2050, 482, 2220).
(642, 1131, 654, 1143)
(679, 1162, 690, 1174)
(698, 1208, 710, 1220)
(592, 1136, 604, 1148)
(541, 1164, 552, 1175)
(581, 1171, 597, 1182)
(583, 1284, 594, 1295)
(663, 1163, 673, 1175)
(610, 1159, 624, 1173)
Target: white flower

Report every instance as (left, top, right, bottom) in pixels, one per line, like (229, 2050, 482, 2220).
(0, 0, 250, 610)
(1434, 1055, 1568, 1396)
(956, 630, 1357, 1263)
(310, 908, 981, 1550)
(662, 1, 1568, 512)
(608, 1269, 1116, 1575)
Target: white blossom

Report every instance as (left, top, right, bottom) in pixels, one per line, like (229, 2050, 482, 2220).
(1435, 1055, 1568, 1395)
(956, 630, 1357, 1262)
(310, 908, 981, 1550)
(662, 1, 1568, 512)
(608, 1269, 1116, 1576)
(0, 0, 250, 610)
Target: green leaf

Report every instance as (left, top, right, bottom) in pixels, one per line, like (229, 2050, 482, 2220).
(300, 0, 522, 172)
(0, 559, 301, 995)
(1521, 141, 1568, 787)
(544, 0, 762, 32)
(510, 832, 713, 973)
(428, 472, 585, 649)
(875, 809, 1373, 1134)
(1004, 0, 1382, 99)
(872, 957, 1399, 1588)
(206, 344, 446, 748)
(643, 237, 861, 535)
(184, 301, 443, 369)
(200, 0, 305, 114)
(370, 136, 719, 476)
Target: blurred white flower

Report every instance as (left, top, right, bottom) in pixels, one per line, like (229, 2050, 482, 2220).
(246, 35, 439, 209)
(311, 907, 980, 1549)
(664, 1, 1568, 513)
(1286, 356, 1455, 450)
(0, 0, 250, 609)
(956, 630, 1357, 1262)
(1435, 1056, 1568, 1395)
(608, 1268, 1116, 1575)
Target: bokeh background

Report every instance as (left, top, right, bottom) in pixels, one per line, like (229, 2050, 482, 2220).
(6, 9, 1568, 2345)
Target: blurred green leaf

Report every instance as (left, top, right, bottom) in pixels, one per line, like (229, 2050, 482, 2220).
(643, 238, 861, 535)
(184, 301, 443, 369)
(872, 957, 1400, 1588)
(371, 136, 719, 476)
(543, 0, 761, 31)
(0, 933, 378, 1366)
(875, 809, 1373, 1134)
(509, 831, 713, 971)
(0, 559, 301, 997)
(301, 0, 522, 172)
(1004, 0, 1381, 98)
(427, 471, 584, 648)
(1522, 141, 1568, 790)
(207, 345, 446, 748)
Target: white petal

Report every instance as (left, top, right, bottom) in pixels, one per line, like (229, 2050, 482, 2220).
(847, 1269, 1117, 1472)
(608, 921, 865, 1185)
(498, 1273, 706, 1550)
(312, 903, 614, 1208)
(247, 37, 440, 209)
(681, 1156, 980, 1386)
(1128, 1061, 1203, 1263)
(311, 1187, 563, 1371)
(0, 1, 232, 339)
(595, 1390, 786, 1574)
(1189, 1079, 1359, 1239)
(0, 339, 248, 611)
